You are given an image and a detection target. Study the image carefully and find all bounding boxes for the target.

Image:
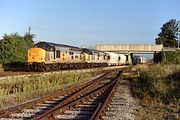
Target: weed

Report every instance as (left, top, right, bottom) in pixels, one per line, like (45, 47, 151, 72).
(132, 64, 180, 105)
(0, 70, 100, 109)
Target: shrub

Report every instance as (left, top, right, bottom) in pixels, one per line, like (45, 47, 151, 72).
(162, 50, 180, 64)
(133, 64, 180, 104)
(0, 33, 34, 64)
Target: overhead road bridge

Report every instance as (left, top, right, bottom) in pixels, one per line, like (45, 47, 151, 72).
(96, 44, 163, 64)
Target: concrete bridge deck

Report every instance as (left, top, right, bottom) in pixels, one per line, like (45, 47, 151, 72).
(96, 44, 163, 53)
(96, 44, 163, 64)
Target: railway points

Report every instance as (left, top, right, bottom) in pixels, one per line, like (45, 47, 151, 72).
(0, 69, 123, 119)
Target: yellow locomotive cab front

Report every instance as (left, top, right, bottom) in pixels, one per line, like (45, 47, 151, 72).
(28, 48, 46, 63)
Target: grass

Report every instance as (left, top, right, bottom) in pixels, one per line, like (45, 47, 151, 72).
(123, 64, 180, 119)
(132, 64, 180, 105)
(0, 70, 101, 109)
(0, 64, 3, 72)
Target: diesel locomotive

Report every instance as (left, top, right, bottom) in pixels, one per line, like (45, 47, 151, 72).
(28, 42, 108, 71)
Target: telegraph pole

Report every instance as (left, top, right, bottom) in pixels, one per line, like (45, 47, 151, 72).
(28, 26, 31, 35)
(80, 24, 84, 48)
(175, 21, 180, 50)
(177, 21, 180, 50)
(178, 34, 179, 50)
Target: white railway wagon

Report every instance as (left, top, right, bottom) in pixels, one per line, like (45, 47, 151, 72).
(119, 54, 126, 65)
(139, 57, 147, 63)
(106, 52, 127, 66)
(106, 52, 119, 66)
(133, 55, 147, 64)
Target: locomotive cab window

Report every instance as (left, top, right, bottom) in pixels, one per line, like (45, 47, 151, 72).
(56, 50, 61, 58)
(69, 52, 73, 55)
(75, 55, 78, 58)
(98, 55, 100, 60)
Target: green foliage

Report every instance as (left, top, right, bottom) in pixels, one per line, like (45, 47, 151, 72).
(155, 19, 179, 47)
(132, 64, 180, 104)
(162, 50, 180, 64)
(0, 33, 34, 64)
(0, 71, 95, 108)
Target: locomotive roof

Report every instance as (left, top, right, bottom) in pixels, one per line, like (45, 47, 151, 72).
(34, 42, 106, 54)
(82, 48, 105, 55)
(35, 42, 82, 50)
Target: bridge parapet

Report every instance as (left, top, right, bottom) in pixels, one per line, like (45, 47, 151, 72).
(96, 44, 163, 52)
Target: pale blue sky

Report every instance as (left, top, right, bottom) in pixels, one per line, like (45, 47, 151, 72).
(0, 0, 180, 47)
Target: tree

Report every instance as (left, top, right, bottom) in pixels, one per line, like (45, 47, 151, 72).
(0, 33, 34, 64)
(155, 19, 179, 47)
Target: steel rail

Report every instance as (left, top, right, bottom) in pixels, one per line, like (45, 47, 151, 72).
(90, 72, 120, 120)
(0, 66, 127, 80)
(32, 72, 119, 120)
(0, 72, 110, 118)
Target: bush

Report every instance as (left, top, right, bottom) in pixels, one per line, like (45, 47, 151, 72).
(163, 50, 180, 64)
(0, 33, 34, 64)
(133, 64, 180, 104)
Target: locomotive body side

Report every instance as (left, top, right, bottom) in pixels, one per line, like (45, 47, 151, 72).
(28, 42, 109, 71)
(28, 42, 86, 71)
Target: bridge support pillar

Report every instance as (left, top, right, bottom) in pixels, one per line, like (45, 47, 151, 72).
(128, 52, 133, 65)
(154, 51, 162, 63)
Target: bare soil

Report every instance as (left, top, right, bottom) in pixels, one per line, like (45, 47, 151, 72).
(0, 71, 29, 77)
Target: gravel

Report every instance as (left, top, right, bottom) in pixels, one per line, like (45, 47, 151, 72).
(103, 79, 140, 120)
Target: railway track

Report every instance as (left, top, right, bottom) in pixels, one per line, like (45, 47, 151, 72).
(0, 69, 122, 120)
(0, 66, 126, 80)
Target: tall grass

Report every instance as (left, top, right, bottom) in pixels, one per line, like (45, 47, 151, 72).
(0, 64, 3, 72)
(132, 64, 180, 105)
(0, 71, 98, 109)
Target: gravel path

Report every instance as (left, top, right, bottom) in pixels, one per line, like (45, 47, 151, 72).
(103, 70, 179, 120)
(103, 79, 140, 120)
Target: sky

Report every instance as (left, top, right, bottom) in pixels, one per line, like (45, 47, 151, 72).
(0, 0, 180, 47)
